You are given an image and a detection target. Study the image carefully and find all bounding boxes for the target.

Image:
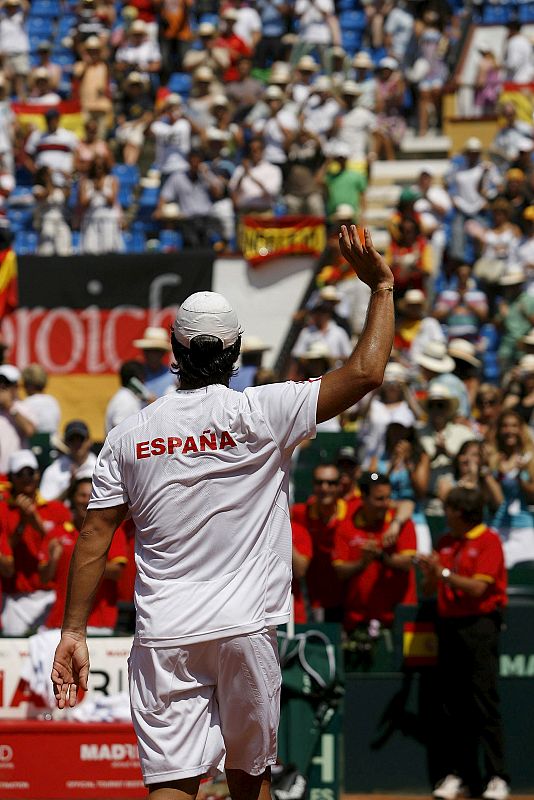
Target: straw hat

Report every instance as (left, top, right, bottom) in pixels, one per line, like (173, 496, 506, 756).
(422, 382, 460, 416)
(130, 19, 148, 34)
(341, 80, 362, 96)
(240, 336, 271, 354)
(352, 51, 373, 70)
(414, 341, 454, 374)
(464, 136, 482, 152)
(296, 55, 319, 72)
(448, 338, 481, 368)
(383, 361, 408, 384)
(499, 269, 526, 286)
(133, 326, 171, 351)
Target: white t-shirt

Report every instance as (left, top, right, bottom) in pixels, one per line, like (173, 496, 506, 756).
(252, 110, 298, 164)
(0, 11, 29, 54)
(235, 6, 262, 47)
(116, 39, 161, 70)
(25, 127, 79, 176)
(40, 452, 97, 501)
(505, 32, 534, 83)
(295, 0, 335, 44)
(88, 380, 320, 646)
(0, 401, 36, 473)
(229, 160, 283, 208)
(292, 320, 353, 361)
(338, 106, 377, 161)
(151, 117, 191, 174)
(105, 387, 143, 435)
(19, 393, 61, 435)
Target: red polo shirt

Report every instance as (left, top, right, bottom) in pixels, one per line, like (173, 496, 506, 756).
(291, 497, 349, 610)
(333, 507, 417, 629)
(0, 494, 71, 595)
(292, 520, 313, 624)
(40, 521, 128, 630)
(436, 524, 507, 618)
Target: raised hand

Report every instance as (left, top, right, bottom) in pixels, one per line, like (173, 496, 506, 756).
(338, 225, 394, 292)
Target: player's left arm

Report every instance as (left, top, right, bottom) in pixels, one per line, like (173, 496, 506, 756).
(51, 504, 128, 708)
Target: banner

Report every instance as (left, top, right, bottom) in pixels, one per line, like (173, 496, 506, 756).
(239, 216, 326, 267)
(12, 99, 84, 137)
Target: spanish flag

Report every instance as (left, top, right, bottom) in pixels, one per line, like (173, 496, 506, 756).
(11, 99, 84, 138)
(0, 247, 18, 318)
(403, 621, 438, 667)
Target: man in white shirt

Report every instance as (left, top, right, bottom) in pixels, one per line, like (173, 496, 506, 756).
(504, 20, 534, 83)
(25, 109, 79, 186)
(116, 18, 162, 77)
(0, 365, 36, 473)
(20, 364, 61, 436)
(105, 361, 152, 435)
(291, 298, 353, 366)
(0, 0, 30, 99)
(50, 226, 395, 800)
(229, 136, 283, 212)
(40, 420, 96, 501)
(151, 94, 191, 179)
(233, 0, 262, 49)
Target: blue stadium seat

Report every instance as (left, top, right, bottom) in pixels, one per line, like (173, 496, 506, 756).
(7, 208, 34, 232)
(167, 72, 193, 96)
(29, 0, 59, 17)
(341, 30, 362, 55)
(159, 229, 183, 251)
(53, 51, 76, 67)
(71, 231, 81, 253)
(56, 15, 77, 37)
(479, 323, 500, 353)
(519, 3, 534, 21)
(27, 17, 54, 36)
(14, 231, 38, 255)
(338, 0, 357, 10)
(339, 10, 366, 30)
(199, 13, 219, 26)
(112, 164, 140, 186)
(123, 230, 147, 253)
(482, 4, 512, 23)
(482, 351, 500, 383)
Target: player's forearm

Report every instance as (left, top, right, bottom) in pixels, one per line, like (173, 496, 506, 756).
(317, 289, 394, 422)
(62, 507, 126, 635)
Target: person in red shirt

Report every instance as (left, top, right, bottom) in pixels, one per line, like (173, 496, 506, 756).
(291, 463, 348, 622)
(418, 486, 509, 800)
(39, 475, 128, 634)
(0, 450, 70, 635)
(332, 472, 417, 633)
(291, 519, 312, 624)
(213, 8, 251, 82)
(335, 446, 362, 513)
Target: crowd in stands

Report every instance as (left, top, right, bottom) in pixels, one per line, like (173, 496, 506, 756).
(0, 0, 533, 253)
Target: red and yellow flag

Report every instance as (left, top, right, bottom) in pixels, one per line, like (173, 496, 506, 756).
(11, 99, 84, 137)
(403, 621, 438, 667)
(0, 248, 18, 318)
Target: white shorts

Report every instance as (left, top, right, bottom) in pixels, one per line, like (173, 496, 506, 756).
(129, 628, 281, 786)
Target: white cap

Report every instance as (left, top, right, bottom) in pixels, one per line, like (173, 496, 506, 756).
(464, 136, 482, 152)
(352, 51, 373, 69)
(414, 341, 455, 373)
(198, 21, 216, 36)
(33, 66, 50, 80)
(313, 76, 332, 92)
(173, 291, 240, 349)
(319, 286, 342, 302)
(0, 364, 21, 383)
(378, 56, 398, 70)
(165, 92, 182, 107)
(404, 288, 426, 304)
(85, 35, 101, 49)
(8, 449, 39, 474)
(383, 361, 408, 383)
(211, 94, 229, 107)
(265, 85, 284, 100)
(194, 65, 214, 81)
(130, 19, 148, 34)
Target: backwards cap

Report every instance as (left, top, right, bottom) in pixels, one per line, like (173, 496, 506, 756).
(173, 291, 240, 349)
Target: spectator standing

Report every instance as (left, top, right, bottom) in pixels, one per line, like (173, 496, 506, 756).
(115, 18, 162, 78)
(233, 0, 262, 51)
(73, 36, 113, 136)
(418, 487, 509, 800)
(0, 0, 29, 100)
(26, 68, 61, 106)
(433, 263, 488, 342)
(35, 41, 62, 90)
(374, 57, 406, 161)
(213, 8, 251, 83)
(132, 326, 176, 397)
(333, 472, 417, 634)
(319, 141, 367, 221)
(291, 296, 352, 366)
(504, 20, 534, 84)
(115, 71, 153, 166)
(105, 360, 152, 434)
(182, 23, 230, 76)
(79, 155, 123, 255)
(413, 167, 452, 272)
(474, 43, 502, 117)
(0, 365, 36, 475)
(415, 340, 470, 419)
(39, 420, 97, 502)
(487, 410, 534, 568)
(301, 77, 340, 142)
(491, 104, 533, 164)
(229, 136, 282, 213)
(350, 50, 376, 110)
(395, 288, 446, 363)
(283, 127, 325, 216)
(496, 270, 534, 369)
(383, 0, 414, 64)
(333, 81, 377, 167)
(473, 384, 502, 439)
(20, 364, 61, 436)
(151, 93, 191, 180)
(291, 462, 347, 621)
(252, 85, 297, 167)
(385, 215, 433, 299)
(155, 149, 224, 248)
(39, 475, 128, 634)
(0, 449, 70, 636)
(293, 0, 340, 67)
(33, 166, 72, 256)
(159, 0, 194, 76)
(74, 118, 114, 176)
(255, 0, 287, 67)
(25, 109, 79, 187)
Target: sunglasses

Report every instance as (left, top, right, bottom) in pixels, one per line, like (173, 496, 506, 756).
(314, 478, 339, 486)
(477, 398, 498, 407)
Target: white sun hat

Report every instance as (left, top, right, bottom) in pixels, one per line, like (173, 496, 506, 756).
(173, 292, 240, 349)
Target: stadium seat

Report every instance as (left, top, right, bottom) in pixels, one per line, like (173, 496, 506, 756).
(479, 323, 500, 352)
(52, 51, 76, 67)
(159, 229, 183, 251)
(339, 10, 366, 30)
(29, 0, 60, 17)
(14, 231, 38, 255)
(112, 164, 140, 186)
(27, 18, 54, 37)
(518, 3, 534, 21)
(56, 16, 77, 38)
(71, 231, 81, 253)
(482, 4, 512, 23)
(199, 13, 219, 26)
(167, 72, 193, 96)
(7, 207, 34, 232)
(341, 29, 362, 55)
(338, 0, 357, 10)
(123, 230, 147, 253)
